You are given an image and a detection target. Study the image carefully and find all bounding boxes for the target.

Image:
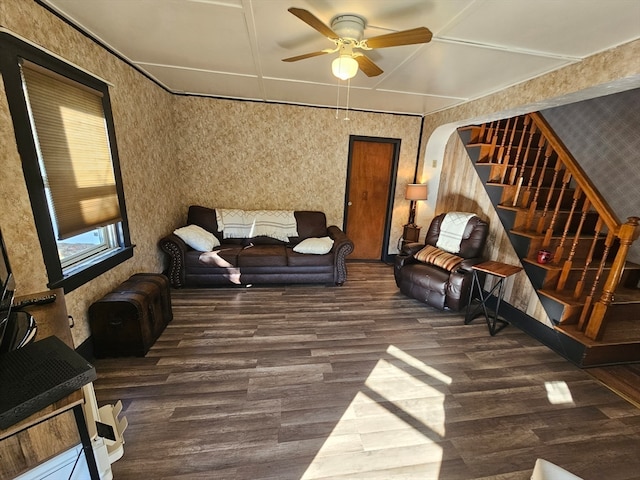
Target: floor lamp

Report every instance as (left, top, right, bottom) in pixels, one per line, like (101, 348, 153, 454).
(403, 183, 428, 245)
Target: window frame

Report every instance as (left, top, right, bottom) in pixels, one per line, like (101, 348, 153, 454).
(0, 31, 133, 293)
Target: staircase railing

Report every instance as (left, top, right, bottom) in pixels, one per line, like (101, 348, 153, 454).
(474, 112, 639, 340)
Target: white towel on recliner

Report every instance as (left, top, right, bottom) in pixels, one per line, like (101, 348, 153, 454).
(436, 212, 476, 253)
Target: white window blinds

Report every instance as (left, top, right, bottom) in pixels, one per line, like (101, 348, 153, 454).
(21, 63, 122, 240)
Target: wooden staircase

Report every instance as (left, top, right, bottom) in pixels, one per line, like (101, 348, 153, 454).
(458, 112, 640, 366)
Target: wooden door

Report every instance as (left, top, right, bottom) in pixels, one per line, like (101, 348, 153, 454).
(345, 137, 399, 260)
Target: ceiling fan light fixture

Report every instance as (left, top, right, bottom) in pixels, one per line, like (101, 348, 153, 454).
(332, 55, 358, 80)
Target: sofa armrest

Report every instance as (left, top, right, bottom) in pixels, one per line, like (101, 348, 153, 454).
(327, 225, 354, 285)
(159, 233, 188, 288)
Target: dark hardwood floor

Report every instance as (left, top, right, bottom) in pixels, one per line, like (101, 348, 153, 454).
(93, 262, 640, 480)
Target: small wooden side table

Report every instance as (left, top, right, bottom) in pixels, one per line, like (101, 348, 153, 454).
(402, 224, 421, 248)
(465, 260, 522, 336)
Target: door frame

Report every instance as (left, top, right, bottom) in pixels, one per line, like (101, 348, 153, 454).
(343, 135, 401, 262)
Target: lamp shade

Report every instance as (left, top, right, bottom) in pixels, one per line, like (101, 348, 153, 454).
(332, 55, 359, 80)
(405, 183, 428, 201)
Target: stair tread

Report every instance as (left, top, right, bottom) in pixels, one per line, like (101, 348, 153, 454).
(557, 322, 640, 347)
(539, 286, 640, 306)
(498, 203, 597, 215)
(522, 256, 640, 271)
(511, 228, 602, 240)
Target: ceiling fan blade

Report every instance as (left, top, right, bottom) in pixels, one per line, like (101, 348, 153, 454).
(282, 50, 330, 62)
(355, 54, 383, 77)
(365, 27, 432, 49)
(288, 7, 339, 40)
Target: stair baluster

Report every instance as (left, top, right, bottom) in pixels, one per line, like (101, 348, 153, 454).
(536, 156, 562, 236)
(574, 216, 602, 300)
(503, 115, 529, 185)
(554, 184, 582, 266)
(557, 192, 590, 291)
(543, 169, 572, 248)
(526, 143, 553, 230)
(511, 118, 535, 206)
(578, 230, 614, 330)
(519, 128, 544, 209)
(497, 117, 512, 164)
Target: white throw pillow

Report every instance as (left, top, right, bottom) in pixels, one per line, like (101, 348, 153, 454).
(173, 225, 220, 251)
(293, 236, 334, 255)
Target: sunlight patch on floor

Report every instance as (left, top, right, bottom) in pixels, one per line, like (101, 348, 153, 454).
(301, 345, 448, 479)
(545, 380, 575, 405)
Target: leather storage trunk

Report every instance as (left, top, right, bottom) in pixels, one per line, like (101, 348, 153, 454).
(89, 273, 172, 358)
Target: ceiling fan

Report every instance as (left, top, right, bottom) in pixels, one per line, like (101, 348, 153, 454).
(282, 7, 432, 80)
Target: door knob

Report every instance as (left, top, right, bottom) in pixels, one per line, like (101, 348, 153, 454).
(348, 201, 353, 206)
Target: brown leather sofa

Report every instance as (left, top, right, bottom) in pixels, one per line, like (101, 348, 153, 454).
(159, 205, 354, 287)
(394, 213, 489, 311)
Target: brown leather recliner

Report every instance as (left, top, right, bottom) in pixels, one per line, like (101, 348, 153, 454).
(394, 213, 489, 311)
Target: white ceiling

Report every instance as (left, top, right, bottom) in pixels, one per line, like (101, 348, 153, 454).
(41, 0, 640, 116)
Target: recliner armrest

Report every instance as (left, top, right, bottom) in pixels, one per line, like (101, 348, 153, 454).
(400, 242, 424, 256)
(456, 257, 484, 273)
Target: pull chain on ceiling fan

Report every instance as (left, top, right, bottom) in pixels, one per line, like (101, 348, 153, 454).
(282, 7, 432, 80)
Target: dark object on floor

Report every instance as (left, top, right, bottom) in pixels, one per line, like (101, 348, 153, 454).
(89, 273, 172, 358)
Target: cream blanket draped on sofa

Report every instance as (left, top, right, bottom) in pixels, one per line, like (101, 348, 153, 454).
(216, 209, 298, 242)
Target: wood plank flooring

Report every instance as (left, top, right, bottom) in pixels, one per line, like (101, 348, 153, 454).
(588, 364, 640, 409)
(92, 262, 640, 480)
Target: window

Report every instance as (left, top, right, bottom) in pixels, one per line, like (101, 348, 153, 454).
(0, 32, 133, 292)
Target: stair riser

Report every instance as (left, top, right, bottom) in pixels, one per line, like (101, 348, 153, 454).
(499, 185, 577, 210)
(508, 208, 600, 235)
(474, 146, 561, 170)
(603, 302, 640, 320)
(524, 260, 637, 292)
(513, 234, 608, 262)
(486, 165, 559, 187)
(538, 294, 584, 324)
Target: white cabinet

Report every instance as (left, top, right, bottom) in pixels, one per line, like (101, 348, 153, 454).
(15, 445, 88, 480)
(14, 384, 127, 480)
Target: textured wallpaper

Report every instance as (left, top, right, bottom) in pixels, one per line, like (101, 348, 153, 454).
(541, 89, 640, 263)
(0, 0, 180, 344)
(172, 98, 421, 241)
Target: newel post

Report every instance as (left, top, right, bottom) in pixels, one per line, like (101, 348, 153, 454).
(585, 217, 640, 340)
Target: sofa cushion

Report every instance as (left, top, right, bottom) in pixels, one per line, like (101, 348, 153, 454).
(237, 244, 287, 267)
(287, 248, 334, 267)
(289, 211, 327, 243)
(187, 205, 223, 242)
(196, 246, 243, 268)
(414, 245, 464, 272)
(293, 236, 334, 254)
(174, 224, 220, 251)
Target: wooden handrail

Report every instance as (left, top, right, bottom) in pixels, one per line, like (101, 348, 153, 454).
(529, 112, 621, 234)
(585, 217, 640, 340)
